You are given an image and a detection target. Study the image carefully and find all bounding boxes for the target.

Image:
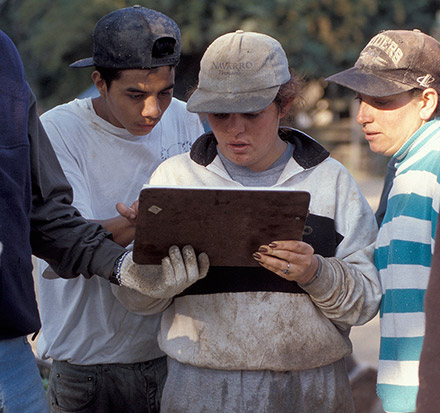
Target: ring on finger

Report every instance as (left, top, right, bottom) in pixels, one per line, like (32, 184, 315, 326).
(282, 262, 290, 275)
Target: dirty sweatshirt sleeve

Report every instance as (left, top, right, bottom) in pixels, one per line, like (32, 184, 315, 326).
(299, 171, 381, 330)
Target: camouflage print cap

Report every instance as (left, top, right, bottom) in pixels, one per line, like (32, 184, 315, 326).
(326, 29, 440, 96)
(187, 30, 291, 113)
(70, 5, 181, 69)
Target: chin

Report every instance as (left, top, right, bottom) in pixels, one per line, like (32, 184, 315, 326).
(368, 143, 385, 156)
(130, 128, 153, 136)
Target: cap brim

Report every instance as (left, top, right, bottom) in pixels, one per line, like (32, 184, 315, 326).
(325, 67, 414, 97)
(70, 57, 94, 68)
(187, 86, 280, 113)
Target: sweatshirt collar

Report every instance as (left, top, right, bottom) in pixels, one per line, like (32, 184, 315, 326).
(190, 127, 329, 169)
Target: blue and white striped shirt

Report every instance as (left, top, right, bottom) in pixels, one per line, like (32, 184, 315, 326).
(376, 119, 440, 413)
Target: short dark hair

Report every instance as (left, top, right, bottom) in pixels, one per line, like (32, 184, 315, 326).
(95, 38, 177, 89)
(95, 67, 123, 89)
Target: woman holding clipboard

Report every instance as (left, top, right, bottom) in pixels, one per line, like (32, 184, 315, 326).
(112, 31, 381, 412)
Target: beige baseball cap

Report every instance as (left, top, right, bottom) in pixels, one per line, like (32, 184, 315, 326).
(326, 29, 440, 96)
(187, 30, 291, 113)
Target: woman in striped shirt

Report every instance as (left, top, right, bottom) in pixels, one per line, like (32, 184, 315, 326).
(327, 29, 440, 413)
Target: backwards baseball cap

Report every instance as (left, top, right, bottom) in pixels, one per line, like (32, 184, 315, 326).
(70, 5, 181, 69)
(326, 29, 440, 97)
(187, 30, 291, 113)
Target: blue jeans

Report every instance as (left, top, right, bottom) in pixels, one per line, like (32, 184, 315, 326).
(0, 336, 50, 413)
(48, 356, 167, 413)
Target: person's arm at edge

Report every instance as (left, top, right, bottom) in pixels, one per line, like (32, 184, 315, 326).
(28, 88, 126, 279)
(416, 211, 440, 412)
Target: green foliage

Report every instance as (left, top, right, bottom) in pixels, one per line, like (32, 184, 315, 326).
(0, 0, 439, 110)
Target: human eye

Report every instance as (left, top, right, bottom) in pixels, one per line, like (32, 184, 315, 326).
(128, 93, 144, 100)
(355, 94, 390, 108)
(159, 89, 173, 97)
(212, 113, 228, 119)
(244, 112, 259, 119)
(372, 98, 390, 107)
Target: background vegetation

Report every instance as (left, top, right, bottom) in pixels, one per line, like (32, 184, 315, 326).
(1, 0, 439, 111)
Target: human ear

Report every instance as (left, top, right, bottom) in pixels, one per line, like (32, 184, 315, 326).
(91, 70, 107, 97)
(420, 88, 438, 121)
(279, 99, 294, 119)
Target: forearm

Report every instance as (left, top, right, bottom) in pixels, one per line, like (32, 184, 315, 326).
(93, 216, 135, 248)
(300, 254, 381, 329)
(303, 169, 382, 328)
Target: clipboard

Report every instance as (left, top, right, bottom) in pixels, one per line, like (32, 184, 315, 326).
(133, 186, 310, 267)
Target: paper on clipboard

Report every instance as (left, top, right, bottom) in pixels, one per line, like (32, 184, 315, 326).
(133, 186, 310, 267)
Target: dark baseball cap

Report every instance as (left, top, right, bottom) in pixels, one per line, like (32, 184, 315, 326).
(326, 29, 440, 97)
(70, 5, 181, 69)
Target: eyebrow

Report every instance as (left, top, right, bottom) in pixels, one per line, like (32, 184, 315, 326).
(125, 84, 175, 94)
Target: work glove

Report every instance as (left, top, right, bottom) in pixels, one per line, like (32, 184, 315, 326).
(116, 245, 209, 298)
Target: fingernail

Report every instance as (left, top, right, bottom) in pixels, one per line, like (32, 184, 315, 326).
(269, 243, 278, 248)
(258, 247, 268, 253)
(253, 252, 261, 260)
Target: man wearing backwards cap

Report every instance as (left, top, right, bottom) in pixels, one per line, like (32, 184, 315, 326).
(327, 29, 440, 413)
(36, 6, 205, 412)
(113, 30, 381, 412)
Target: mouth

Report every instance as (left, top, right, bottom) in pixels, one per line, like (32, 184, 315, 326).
(137, 123, 157, 131)
(228, 142, 249, 152)
(363, 130, 380, 141)
(229, 140, 249, 147)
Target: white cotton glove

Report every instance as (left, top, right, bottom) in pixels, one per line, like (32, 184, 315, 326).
(117, 245, 209, 298)
(111, 282, 173, 315)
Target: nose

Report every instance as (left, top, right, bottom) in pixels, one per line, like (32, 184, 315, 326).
(227, 114, 245, 135)
(356, 101, 373, 126)
(141, 96, 162, 119)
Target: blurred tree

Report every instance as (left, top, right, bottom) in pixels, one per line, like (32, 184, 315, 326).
(0, 0, 438, 110)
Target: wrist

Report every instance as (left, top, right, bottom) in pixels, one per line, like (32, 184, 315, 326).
(298, 255, 321, 286)
(109, 251, 130, 286)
